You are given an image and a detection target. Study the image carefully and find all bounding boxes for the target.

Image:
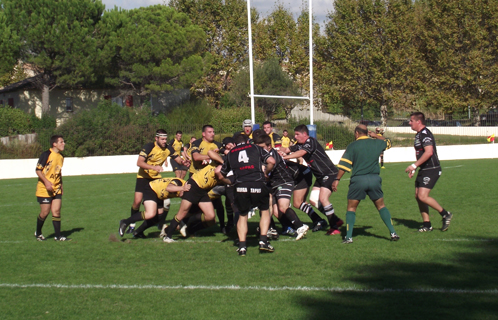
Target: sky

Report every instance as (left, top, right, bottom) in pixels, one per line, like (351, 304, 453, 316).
(100, 0, 334, 29)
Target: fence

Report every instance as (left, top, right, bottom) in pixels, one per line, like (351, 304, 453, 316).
(1, 121, 496, 159)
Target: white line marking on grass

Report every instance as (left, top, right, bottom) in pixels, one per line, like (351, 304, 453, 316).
(443, 165, 464, 169)
(0, 241, 24, 243)
(434, 238, 496, 242)
(1, 283, 497, 294)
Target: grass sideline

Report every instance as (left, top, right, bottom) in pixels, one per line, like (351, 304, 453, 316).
(1, 159, 497, 319)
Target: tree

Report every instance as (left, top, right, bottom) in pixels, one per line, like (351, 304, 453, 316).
(98, 5, 206, 105)
(170, 0, 254, 107)
(417, 0, 498, 125)
(0, 3, 20, 77)
(316, 0, 424, 125)
(2, 0, 105, 113)
(229, 58, 300, 120)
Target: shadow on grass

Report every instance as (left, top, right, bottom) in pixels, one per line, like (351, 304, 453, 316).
(46, 227, 84, 238)
(295, 237, 498, 320)
(392, 217, 422, 230)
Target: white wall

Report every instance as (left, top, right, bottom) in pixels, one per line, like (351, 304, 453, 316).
(1, 144, 497, 180)
(386, 126, 497, 137)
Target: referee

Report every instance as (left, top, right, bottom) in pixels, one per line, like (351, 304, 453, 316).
(333, 124, 399, 243)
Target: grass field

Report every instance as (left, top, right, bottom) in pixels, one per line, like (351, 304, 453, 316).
(1, 159, 498, 319)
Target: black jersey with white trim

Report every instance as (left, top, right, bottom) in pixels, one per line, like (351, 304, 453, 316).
(289, 137, 338, 179)
(221, 143, 269, 184)
(267, 148, 293, 187)
(414, 127, 441, 171)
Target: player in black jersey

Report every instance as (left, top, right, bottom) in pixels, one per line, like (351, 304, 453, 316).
(254, 134, 309, 240)
(220, 134, 275, 256)
(280, 124, 344, 235)
(405, 112, 453, 232)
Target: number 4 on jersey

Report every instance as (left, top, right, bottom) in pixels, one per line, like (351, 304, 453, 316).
(238, 150, 249, 163)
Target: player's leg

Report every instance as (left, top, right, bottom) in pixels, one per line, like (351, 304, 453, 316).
(186, 200, 216, 234)
(164, 199, 192, 240)
(343, 199, 360, 242)
(129, 179, 145, 233)
(372, 198, 398, 240)
(416, 187, 452, 231)
(50, 198, 67, 241)
(35, 199, 52, 241)
(318, 186, 343, 235)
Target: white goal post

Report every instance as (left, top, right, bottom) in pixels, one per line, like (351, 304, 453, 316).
(246, 0, 314, 124)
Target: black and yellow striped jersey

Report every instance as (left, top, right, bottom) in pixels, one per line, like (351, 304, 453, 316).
(149, 178, 186, 200)
(137, 141, 177, 179)
(188, 139, 222, 174)
(268, 132, 282, 148)
(168, 138, 184, 157)
(36, 149, 64, 197)
(281, 136, 291, 148)
(190, 164, 221, 190)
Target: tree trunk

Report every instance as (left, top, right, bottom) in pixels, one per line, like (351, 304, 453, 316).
(380, 104, 388, 127)
(42, 83, 50, 114)
(472, 107, 480, 126)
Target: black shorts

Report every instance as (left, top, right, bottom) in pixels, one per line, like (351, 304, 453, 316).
(135, 178, 153, 193)
(271, 182, 294, 201)
(313, 174, 337, 190)
(170, 158, 188, 172)
(294, 167, 313, 191)
(142, 186, 164, 209)
(415, 169, 441, 190)
(37, 194, 62, 204)
(181, 179, 211, 203)
(234, 182, 270, 215)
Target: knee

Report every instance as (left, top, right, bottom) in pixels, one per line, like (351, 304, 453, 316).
(309, 190, 319, 207)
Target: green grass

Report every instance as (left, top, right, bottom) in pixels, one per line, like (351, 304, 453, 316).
(1, 159, 498, 319)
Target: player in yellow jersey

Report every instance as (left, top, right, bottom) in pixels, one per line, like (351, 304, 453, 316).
(34, 135, 69, 241)
(262, 121, 282, 148)
(233, 119, 254, 142)
(162, 149, 229, 242)
(169, 131, 188, 179)
(127, 129, 185, 234)
(280, 130, 292, 148)
(119, 177, 191, 238)
(183, 136, 196, 179)
(188, 124, 222, 175)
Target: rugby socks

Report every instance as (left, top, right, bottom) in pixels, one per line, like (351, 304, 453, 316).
(277, 214, 292, 229)
(52, 217, 61, 238)
(423, 221, 432, 229)
(299, 202, 321, 223)
(284, 208, 304, 229)
(379, 207, 396, 234)
(345, 211, 356, 239)
(270, 217, 277, 230)
(439, 208, 449, 217)
(323, 204, 341, 226)
(166, 216, 181, 238)
(131, 206, 140, 217)
(188, 213, 215, 234)
(157, 211, 167, 228)
(36, 215, 46, 235)
(238, 240, 247, 249)
(225, 197, 234, 227)
(123, 211, 145, 225)
(260, 235, 268, 243)
(213, 198, 225, 228)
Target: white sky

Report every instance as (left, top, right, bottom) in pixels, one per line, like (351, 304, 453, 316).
(100, 0, 333, 28)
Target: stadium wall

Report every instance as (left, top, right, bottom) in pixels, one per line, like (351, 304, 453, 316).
(1, 144, 497, 180)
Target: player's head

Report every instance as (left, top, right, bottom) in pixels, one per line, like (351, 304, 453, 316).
(251, 128, 264, 141)
(293, 124, 309, 144)
(354, 124, 368, 139)
(175, 130, 183, 141)
(235, 133, 249, 144)
(409, 112, 425, 131)
(242, 119, 253, 135)
(222, 137, 235, 150)
(283, 129, 288, 137)
(155, 129, 168, 148)
(262, 121, 273, 134)
(190, 136, 196, 143)
(202, 125, 215, 143)
(254, 134, 272, 151)
(50, 135, 65, 152)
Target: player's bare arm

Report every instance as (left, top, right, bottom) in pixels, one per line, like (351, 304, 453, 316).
(405, 145, 434, 177)
(36, 170, 54, 192)
(137, 155, 163, 172)
(282, 149, 307, 160)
